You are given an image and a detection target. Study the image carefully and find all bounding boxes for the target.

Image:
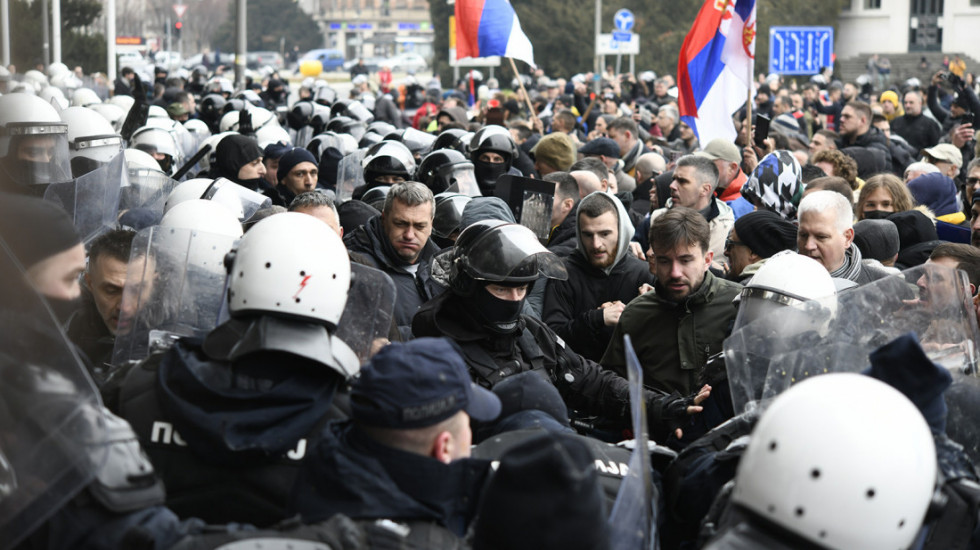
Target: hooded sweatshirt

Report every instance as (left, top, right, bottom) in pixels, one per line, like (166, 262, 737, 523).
(542, 192, 653, 362)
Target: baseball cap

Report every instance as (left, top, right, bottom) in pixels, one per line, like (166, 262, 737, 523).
(694, 138, 741, 164)
(922, 143, 963, 167)
(578, 137, 620, 159)
(351, 338, 501, 429)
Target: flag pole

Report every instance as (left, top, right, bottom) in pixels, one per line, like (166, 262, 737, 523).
(746, 57, 754, 150)
(508, 57, 542, 131)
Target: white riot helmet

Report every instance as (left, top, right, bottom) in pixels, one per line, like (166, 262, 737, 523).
(183, 118, 211, 149)
(130, 126, 181, 175)
(38, 86, 69, 110)
(46, 62, 70, 78)
(89, 103, 127, 133)
(219, 106, 277, 134)
(125, 148, 166, 173)
(23, 70, 49, 92)
(70, 87, 101, 108)
(254, 124, 291, 149)
(147, 104, 169, 119)
(160, 199, 243, 238)
(0, 93, 73, 187)
(226, 212, 351, 327)
(732, 251, 837, 333)
(730, 373, 937, 550)
(107, 94, 135, 115)
(144, 116, 195, 159)
(163, 178, 214, 213)
(60, 106, 124, 173)
(50, 71, 83, 91)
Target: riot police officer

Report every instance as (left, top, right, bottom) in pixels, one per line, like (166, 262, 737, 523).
(413, 220, 709, 439)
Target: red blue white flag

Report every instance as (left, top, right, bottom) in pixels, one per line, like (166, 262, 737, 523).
(455, 0, 535, 67)
(677, 0, 757, 145)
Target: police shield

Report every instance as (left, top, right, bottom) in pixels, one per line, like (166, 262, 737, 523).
(201, 177, 272, 223)
(336, 149, 366, 203)
(335, 263, 396, 364)
(0, 236, 108, 548)
(608, 335, 657, 549)
(119, 167, 178, 221)
(725, 264, 980, 414)
(110, 225, 238, 367)
(42, 149, 125, 243)
(493, 174, 554, 242)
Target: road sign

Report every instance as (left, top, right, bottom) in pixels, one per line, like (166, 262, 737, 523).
(597, 33, 639, 55)
(613, 9, 634, 32)
(612, 31, 633, 43)
(172, 3, 187, 18)
(768, 26, 834, 75)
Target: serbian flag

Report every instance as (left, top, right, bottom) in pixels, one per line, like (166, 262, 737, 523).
(455, 0, 535, 67)
(677, 0, 756, 145)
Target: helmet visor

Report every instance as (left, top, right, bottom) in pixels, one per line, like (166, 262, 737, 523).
(461, 223, 567, 282)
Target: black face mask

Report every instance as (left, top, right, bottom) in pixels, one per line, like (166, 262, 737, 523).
(473, 159, 509, 195)
(471, 285, 525, 334)
(862, 210, 891, 220)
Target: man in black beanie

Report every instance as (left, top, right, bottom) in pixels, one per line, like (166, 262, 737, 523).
(853, 218, 901, 268)
(269, 147, 318, 207)
(212, 134, 266, 191)
(0, 192, 84, 317)
(725, 210, 798, 281)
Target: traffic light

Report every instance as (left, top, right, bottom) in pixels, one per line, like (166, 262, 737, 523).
(174, 20, 182, 39)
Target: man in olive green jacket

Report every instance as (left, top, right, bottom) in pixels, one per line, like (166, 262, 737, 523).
(601, 207, 741, 395)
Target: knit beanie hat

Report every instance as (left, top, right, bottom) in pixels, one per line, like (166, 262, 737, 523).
(733, 210, 798, 258)
(276, 148, 317, 183)
(531, 133, 577, 172)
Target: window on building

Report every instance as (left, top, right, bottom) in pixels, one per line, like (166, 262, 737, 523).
(841, 0, 852, 10)
(864, 0, 881, 8)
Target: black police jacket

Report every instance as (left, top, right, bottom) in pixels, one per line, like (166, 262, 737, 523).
(117, 339, 343, 527)
(412, 290, 633, 425)
(293, 421, 491, 538)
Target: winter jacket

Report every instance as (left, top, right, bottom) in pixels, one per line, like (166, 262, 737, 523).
(542, 192, 653, 361)
(344, 215, 444, 339)
(891, 112, 944, 153)
(601, 271, 742, 395)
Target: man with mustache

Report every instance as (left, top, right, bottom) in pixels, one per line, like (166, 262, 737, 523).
(601, 207, 741, 395)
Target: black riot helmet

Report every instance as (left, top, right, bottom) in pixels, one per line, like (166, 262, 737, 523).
(330, 99, 374, 123)
(469, 125, 518, 195)
(361, 140, 416, 186)
(435, 220, 567, 296)
(432, 128, 474, 155)
(287, 101, 314, 131)
(416, 148, 478, 195)
(199, 94, 228, 129)
(367, 121, 397, 137)
(431, 193, 472, 247)
(433, 220, 567, 333)
(384, 127, 437, 160)
(314, 86, 337, 107)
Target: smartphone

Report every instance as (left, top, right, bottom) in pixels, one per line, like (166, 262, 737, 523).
(754, 115, 771, 148)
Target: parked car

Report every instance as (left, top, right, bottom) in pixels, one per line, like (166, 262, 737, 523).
(247, 51, 284, 70)
(154, 50, 183, 71)
(385, 53, 428, 73)
(301, 49, 347, 72)
(181, 52, 235, 70)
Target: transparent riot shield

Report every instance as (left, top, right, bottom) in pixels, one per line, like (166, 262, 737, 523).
(608, 335, 657, 550)
(119, 167, 178, 221)
(336, 149, 366, 203)
(335, 263, 396, 364)
(443, 163, 482, 197)
(493, 174, 555, 243)
(201, 178, 272, 222)
(726, 264, 980, 415)
(0, 235, 108, 549)
(42, 149, 125, 243)
(110, 225, 238, 367)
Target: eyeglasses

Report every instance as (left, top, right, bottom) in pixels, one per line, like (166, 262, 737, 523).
(725, 239, 749, 252)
